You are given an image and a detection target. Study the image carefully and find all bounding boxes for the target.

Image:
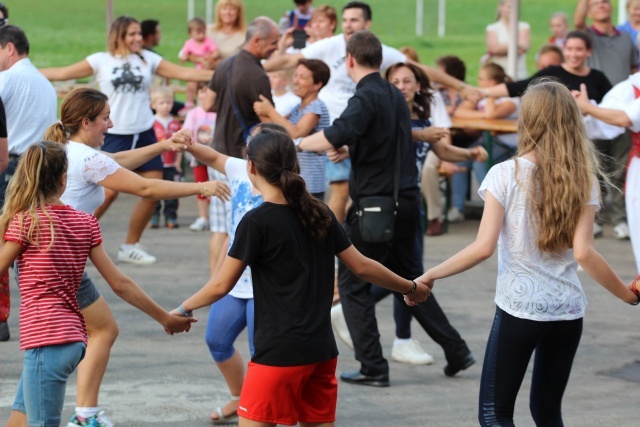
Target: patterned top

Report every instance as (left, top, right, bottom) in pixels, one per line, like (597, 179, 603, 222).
(62, 141, 120, 215)
(5, 205, 103, 349)
(479, 158, 599, 321)
(289, 99, 331, 194)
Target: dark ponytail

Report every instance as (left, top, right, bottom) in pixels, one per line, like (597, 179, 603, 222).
(246, 129, 332, 240)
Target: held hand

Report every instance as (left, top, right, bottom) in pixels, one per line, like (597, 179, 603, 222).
(461, 85, 483, 102)
(573, 83, 591, 113)
(278, 27, 295, 52)
(253, 94, 275, 117)
(168, 129, 195, 151)
(327, 146, 349, 163)
(164, 313, 197, 335)
(421, 127, 450, 143)
(469, 146, 488, 162)
(202, 180, 232, 202)
(403, 281, 432, 307)
(438, 161, 460, 177)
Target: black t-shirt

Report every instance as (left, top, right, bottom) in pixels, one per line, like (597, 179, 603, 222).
(228, 202, 352, 366)
(0, 97, 6, 138)
(209, 50, 273, 157)
(324, 73, 420, 201)
(506, 65, 612, 103)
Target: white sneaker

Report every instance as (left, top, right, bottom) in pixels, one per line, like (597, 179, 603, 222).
(117, 243, 157, 265)
(391, 339, 434, 365)
(447, 208, 465, 223)
(189, 216, 209, 232)
(593, 222, 603, 238)
(613, 222, 630, 240)
(330, 304, 354, 350)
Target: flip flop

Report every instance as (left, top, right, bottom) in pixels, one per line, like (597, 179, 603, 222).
(210, 406, 238, 425)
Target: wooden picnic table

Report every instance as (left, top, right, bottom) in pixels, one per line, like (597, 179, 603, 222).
(450, 117, 518, 167)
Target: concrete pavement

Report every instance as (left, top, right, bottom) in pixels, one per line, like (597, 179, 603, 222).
(1, 192, 639, 426)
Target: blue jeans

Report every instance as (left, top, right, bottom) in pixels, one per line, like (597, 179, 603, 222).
(205, 294, 255, 362)
(13, 342, 86, 426)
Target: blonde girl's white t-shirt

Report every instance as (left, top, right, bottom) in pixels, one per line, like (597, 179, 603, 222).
(86, 50, 163, 135)
(478, 158, 600, 321)
(61, 141, 120, 214)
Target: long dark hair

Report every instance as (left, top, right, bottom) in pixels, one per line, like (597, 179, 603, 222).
(246, 129, 332, 240)
(385, 62, 433, 120)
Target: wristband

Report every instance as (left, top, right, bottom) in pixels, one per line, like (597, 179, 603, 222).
(630, 276, 640, 305)
(177, 304, 193, 317)
(199, 182, 207, 198)
(402, 280, 417, 296)
(294, 137, 303, 152)
(631, 294, 640, 306)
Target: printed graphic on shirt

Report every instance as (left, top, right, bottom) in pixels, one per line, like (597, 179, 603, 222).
(111, 62, 144, 93)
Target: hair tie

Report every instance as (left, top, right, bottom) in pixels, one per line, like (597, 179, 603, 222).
(57, 120, 65, 131)
(37, 141, 47, 154)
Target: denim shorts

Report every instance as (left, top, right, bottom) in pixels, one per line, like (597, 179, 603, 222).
(325, 157, 351, 184)
(102, 128, 162, 172)
(12, 342, 86, 425)
(77, 271, 101, 310)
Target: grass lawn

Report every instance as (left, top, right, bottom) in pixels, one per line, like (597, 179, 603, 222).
(9, 0, 627, 84)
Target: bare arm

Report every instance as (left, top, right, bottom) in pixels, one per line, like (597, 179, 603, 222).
(431, 142, 487, 163)
(480, 83, 510, 99)
(575, 84, 634, 127)
(416, 191, 504, 285)
(89, 244, 195, 333)
(202, 88, 217, 112)
(573, 205, 638, 303)
(254, 95, 320, 138)
(40, 60, 94, 81)
(109, 129, 190, 170)
(0, 241, 21, 277)
(262, 52, 304, 72)
(0, 137, 7, 174)
(185, 142, 229, 174)
(486, 28, 508, 56)
(483, 98, 517, 119)
(156, 59, 213, 82)
(298, 130, 336, 153)
(179, 256, 247, 312)
(98, 167, 230, 201)
(574, 0, 589, 31)
(337, 245, 429, 302)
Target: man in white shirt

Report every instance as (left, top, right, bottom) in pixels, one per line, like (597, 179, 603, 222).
(0, 25, 57, 207)
(0, 25, 56, 342)
(576, 77, 640, 275)
(263, 1, 475, 225)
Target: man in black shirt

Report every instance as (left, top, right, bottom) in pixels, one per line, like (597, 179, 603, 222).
(298, 30, 474, 386)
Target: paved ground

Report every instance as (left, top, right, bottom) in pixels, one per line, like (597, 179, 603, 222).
(1, 193, 639, 426)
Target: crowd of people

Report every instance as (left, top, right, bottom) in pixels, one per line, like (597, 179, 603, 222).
(1, 0, 640, 426)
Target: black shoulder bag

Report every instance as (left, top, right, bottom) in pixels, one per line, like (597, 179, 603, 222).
(354, 84, 402, 243)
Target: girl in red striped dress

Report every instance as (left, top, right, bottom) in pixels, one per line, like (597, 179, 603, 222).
(0, 141, 193, 426)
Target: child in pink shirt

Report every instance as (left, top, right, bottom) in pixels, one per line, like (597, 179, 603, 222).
(179, 18, 218, 114)
(183, 82, 217, 232)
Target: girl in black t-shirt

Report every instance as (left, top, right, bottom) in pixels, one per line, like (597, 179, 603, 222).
(174, 128, 429, 426)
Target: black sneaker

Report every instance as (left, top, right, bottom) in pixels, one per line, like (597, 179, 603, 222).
(340, 370, 389, 387)
(0, 321, 10, 341)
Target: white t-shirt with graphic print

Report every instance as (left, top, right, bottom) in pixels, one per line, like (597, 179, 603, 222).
(225, 157, 263, 299)
(86, 50, 163, 135)
(478, 157, 600, 321)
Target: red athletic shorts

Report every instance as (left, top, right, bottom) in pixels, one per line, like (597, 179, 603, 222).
(238, 357, 338, 426)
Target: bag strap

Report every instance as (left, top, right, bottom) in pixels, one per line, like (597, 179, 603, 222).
(226, 56, 250, 138)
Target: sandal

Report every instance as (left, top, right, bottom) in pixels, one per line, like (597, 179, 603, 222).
(210, 395, 240, 425)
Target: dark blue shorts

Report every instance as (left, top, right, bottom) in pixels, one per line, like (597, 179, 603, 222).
(102, 128, 162, 172)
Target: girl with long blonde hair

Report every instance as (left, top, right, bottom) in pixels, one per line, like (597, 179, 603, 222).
(2, 142, 194, 427)
(413, 81, 639, 426)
